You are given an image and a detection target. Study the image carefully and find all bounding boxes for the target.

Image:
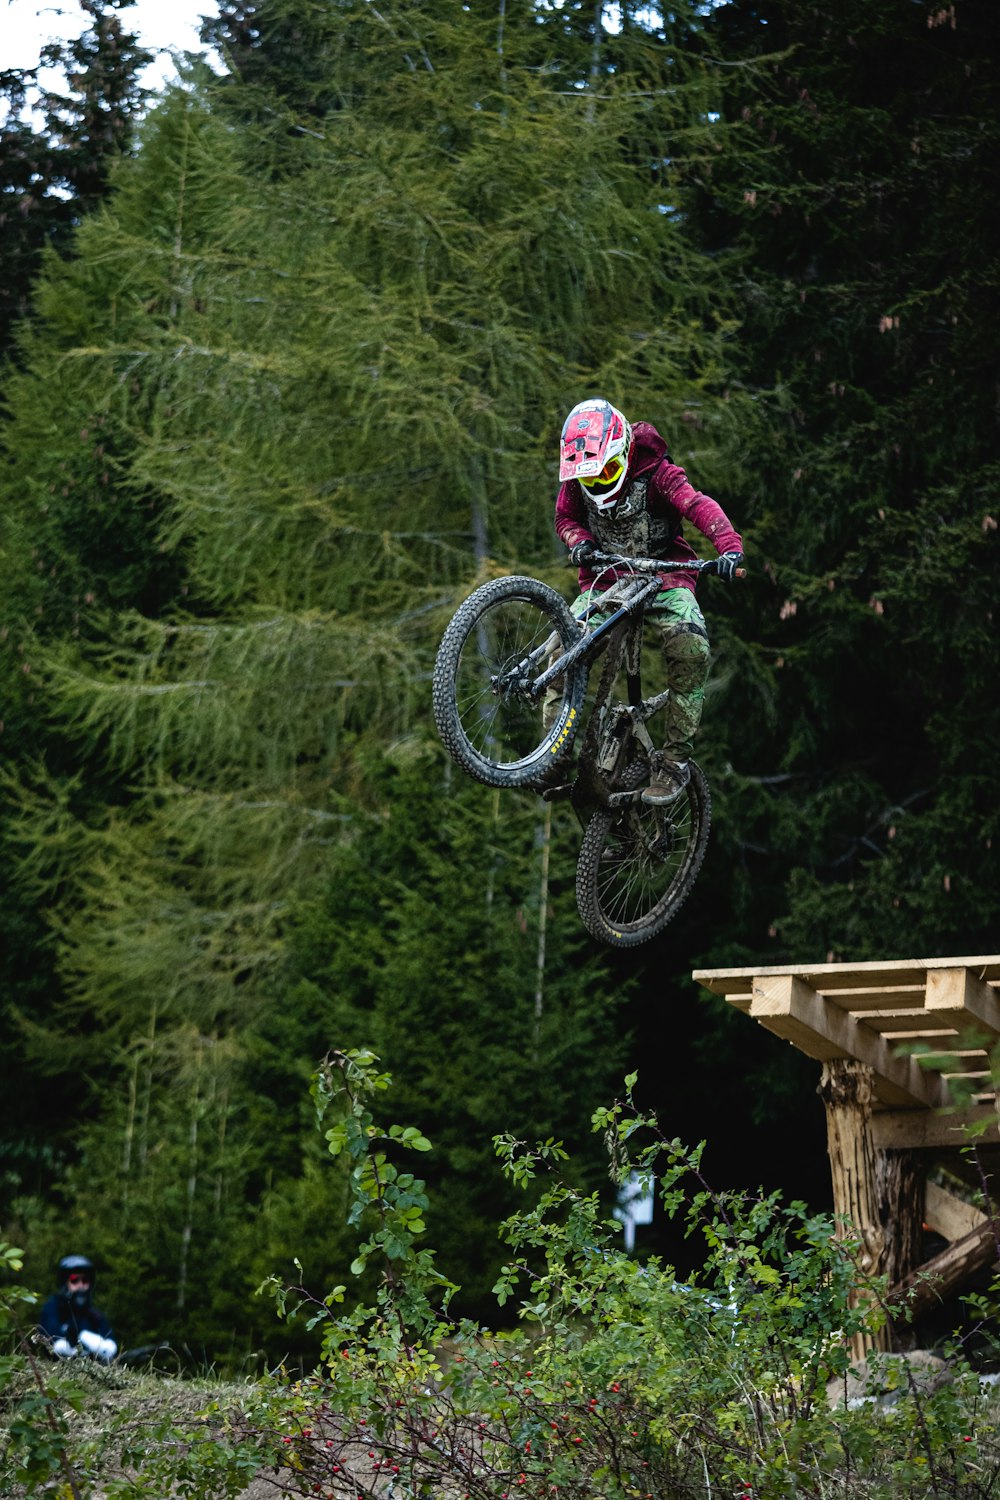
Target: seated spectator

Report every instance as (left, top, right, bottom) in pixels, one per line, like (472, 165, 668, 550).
(38, 1254, 117, 1363)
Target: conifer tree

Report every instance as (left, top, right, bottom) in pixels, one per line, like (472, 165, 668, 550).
(0, 1, 154, 1204)
(0, 2, 757, 1351)
(0, 0, 151, 352)
(284, 751, 629, 1315)
(691, 0, 999, 962)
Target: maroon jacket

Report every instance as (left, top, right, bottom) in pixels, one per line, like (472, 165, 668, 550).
(554, 421, 742, 594)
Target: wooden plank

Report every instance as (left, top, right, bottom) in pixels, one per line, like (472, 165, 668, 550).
(925, 967, 1000, 1041)
(924, 1181, 989, 1244)
(861, 1014, 955, 1035)
(913, 1013, 990, 1037)
(871, 1104, 1000, 1150)
(823, 989, 931, 1013)
(941, 1056, 995, 1080)
(695, 960, 1000, 984)
(748, 974, 953, 1109)
(694, 957, 1000, 989)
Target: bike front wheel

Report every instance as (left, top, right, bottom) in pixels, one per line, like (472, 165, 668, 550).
(433, 576, 586, 788)
(575, 761, 711, 947)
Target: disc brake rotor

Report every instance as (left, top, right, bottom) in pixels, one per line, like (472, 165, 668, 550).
(625, 806, 677, 865)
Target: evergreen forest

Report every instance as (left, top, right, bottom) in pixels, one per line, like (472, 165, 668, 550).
(0, 0, 997, 1369)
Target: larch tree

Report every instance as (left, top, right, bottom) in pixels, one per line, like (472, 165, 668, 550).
(0, 0, 152, 1219)
(0, 1, 761, 1353)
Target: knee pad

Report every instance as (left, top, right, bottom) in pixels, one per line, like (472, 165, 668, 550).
(662, 622, 710, 693)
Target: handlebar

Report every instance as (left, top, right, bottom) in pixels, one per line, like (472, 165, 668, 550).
(587, 550, 747, 579)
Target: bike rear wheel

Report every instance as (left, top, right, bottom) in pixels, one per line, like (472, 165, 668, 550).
(433, 576, 586, 788)
(575, 760, 711, 947)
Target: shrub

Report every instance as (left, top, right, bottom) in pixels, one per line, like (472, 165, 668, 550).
(3, 1059, 998, 1497)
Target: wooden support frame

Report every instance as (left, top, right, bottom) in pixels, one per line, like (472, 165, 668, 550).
(871, 1105, 1000, 1149)
(889, 1218, 1000, 1322)
(924, 1181, 988, 1243)
(693, 956, 1000, 1349)
(694, 957, 1000, 1131)
(748, 973, 953, 1110)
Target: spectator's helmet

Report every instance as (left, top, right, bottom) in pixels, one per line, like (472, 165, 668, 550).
(57, 1254, 95, 1310)
(559, 398, 633, 508)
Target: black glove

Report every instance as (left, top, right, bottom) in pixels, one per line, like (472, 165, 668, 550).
(715, 550, 743, 581)
(569, 539, 597, 567)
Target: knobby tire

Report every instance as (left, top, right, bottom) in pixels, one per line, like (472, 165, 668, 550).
(433, 576, 586, 788)
(575, 761, 711, 947)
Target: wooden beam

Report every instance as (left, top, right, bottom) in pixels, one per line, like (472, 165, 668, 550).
(871, 1105, 1000, 1149)
(925, 966, 1000, 1041)
(889, 1218, 1000, 1321)
(924, 1181, 989, 1244)
(823, 988, 934, 1013)
(932, 1053, 992, 1074)
(694, 957, 1000, 994)
(864, 1018, 957, 1036)
(748, 974, 953, 1110)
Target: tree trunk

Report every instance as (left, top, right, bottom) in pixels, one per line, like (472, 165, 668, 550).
(876, 1149, 923, 1289)
(817, 1059, 921, 1358)
(532, 800, 552, 1058)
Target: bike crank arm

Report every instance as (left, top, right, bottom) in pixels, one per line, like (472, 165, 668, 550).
(606, 788, 648, 808)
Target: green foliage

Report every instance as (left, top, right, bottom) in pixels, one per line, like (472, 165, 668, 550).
(244, 1065, 1000, 1500)
(1, 0, 999, 1382)
(0, 1242, 89, 1497)
(0, 1, 152, 353)
(281, 749, 630, 1315)
(6, 1078, 1000, 1497)
(265, 1048, 455, 1349)
(0, 1241, 32, 1329)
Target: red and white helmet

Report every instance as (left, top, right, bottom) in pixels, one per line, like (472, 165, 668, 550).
(558, 398, 633, 508)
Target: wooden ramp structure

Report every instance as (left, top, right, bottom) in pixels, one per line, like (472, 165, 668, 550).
(693, 957, 1000, 1355)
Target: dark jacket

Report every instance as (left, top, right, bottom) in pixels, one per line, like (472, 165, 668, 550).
(38, 1293, 115, 1348)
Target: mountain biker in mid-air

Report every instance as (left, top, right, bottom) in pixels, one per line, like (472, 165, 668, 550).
(550, 396, 743, 805)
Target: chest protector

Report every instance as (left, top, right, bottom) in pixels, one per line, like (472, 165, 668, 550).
(582, 471, 679, 559)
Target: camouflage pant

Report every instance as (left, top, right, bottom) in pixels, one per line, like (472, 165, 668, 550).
(545, 586, 710, 761)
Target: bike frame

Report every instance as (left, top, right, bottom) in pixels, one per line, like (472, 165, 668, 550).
(532, 554, 720, 814)
(529, 573, 659, 698)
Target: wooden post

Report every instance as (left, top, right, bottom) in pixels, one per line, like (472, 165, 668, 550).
(876, 1150, 923, 1291)
(817, 1059, 921, 1359)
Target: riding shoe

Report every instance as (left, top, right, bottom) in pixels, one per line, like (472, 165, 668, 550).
(641, 758, 690, 807)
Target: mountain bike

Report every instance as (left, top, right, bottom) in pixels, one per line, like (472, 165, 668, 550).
(432, 551, 743, 948)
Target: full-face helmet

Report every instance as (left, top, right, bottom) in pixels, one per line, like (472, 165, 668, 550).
(559, 398, 633, 508)
(57, 1254, 96, 1310)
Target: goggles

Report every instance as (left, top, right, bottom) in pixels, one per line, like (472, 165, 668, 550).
(67, 1273, 92, 1287)
(579, 453, 626, 490)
